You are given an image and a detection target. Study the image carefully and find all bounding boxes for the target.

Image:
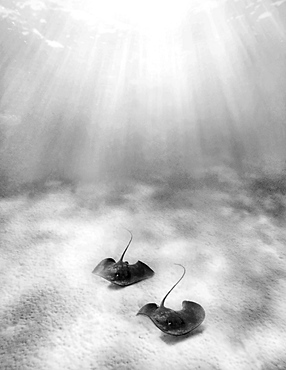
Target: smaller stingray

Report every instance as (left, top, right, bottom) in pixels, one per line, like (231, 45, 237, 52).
(92, 230, 154, 286)
(137, 264, 205, 336)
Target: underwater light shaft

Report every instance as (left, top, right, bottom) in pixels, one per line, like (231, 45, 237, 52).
(0, 0, 286, 187)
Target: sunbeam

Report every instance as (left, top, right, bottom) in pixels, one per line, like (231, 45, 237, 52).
(0, 0, 286, 186)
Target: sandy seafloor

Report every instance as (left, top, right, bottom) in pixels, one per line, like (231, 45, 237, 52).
(1, 166, 286, 370)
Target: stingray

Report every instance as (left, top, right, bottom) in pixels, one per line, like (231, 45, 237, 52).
(92, 230, 154, 286)
(137, 264, 205, 336)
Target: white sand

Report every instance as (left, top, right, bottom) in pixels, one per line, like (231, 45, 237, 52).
(1, 169, 286, 370)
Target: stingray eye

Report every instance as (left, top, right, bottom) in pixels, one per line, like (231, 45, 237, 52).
(167, 320, 173, 327)
(115, 272, 120, 280)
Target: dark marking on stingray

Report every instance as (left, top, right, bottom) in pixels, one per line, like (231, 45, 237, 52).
(92, 230, 154, 286)
(137, 264, 205, 336)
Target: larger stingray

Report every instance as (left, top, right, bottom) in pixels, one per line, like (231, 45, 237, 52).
(137, 265, 205, 336)
(92, 230, 154, 286)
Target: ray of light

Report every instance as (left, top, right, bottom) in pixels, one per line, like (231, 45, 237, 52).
(1, 0, 286, 185)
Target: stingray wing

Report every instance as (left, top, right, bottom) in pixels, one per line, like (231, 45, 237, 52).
(177, 300, 205, 333)
(137, 303, 158, 316)
(92, 258, 116, 280)
(127, 260, 155, 284)
(137, 301, 205, 336)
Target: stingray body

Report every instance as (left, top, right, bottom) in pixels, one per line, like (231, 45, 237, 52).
(137, 265, 205, 336)
(92, 231, 154, 286)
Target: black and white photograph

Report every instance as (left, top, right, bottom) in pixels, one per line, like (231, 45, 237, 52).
(1, 1, 286, 369)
